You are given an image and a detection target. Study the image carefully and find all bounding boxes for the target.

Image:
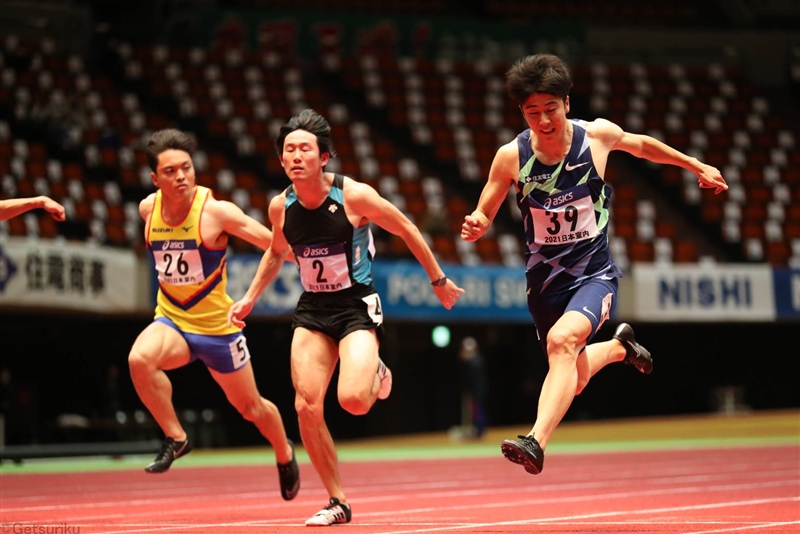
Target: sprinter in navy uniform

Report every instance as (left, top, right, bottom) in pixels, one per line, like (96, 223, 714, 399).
(229, 109, 464, 526)
(461, 54, 727, 476)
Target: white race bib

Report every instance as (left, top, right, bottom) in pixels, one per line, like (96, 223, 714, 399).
(151, 239, 205, 285)
(294, 242, 352, 292)
(228, 334, 251, 370)
(361, 293, 384, 325)
(530, 186, 598, 246)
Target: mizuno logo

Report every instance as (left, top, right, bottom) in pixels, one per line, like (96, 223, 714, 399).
(565, 161, 589, 172)
(182, 225, 193, 232)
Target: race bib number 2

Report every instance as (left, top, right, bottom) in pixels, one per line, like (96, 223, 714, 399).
(530, 187, 598, 246)
(151, 239, 205, 285)
(295, 243, 353, 292)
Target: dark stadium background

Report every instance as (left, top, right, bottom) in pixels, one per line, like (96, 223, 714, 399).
(1, 0, 798, 450)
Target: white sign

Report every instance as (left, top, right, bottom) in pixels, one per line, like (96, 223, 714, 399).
(0, 237, 139, 313)
(632, 263, 775, 321)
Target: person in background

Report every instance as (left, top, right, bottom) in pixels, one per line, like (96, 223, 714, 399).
(458, 336, 487, 439)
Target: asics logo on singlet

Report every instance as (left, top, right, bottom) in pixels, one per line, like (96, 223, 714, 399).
(161, 240, 186, 251)
(526, 173, 551, 183)
(543, 192, 573, 209)
(303, 247, 328, 257)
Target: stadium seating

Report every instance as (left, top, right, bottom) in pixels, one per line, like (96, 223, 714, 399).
(1, 15, 797, 267)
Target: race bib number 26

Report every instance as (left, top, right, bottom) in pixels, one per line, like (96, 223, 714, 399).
(151, 239, 205, 285)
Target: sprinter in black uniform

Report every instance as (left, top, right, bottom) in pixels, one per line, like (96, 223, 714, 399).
(229, 109, 464, 526)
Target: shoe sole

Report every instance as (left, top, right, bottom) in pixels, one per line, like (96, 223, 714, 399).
(501, 441, 541, 475)
(305, 517, 351, 526)
(144, 466, 168, 474)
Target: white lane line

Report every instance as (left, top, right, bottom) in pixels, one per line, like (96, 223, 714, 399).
(682, 520, 800, 534)
(372, 496, 800, 534)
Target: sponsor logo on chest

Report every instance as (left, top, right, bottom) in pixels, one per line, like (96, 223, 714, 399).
(525, 173, 551, 183)
(543, 191, 574, 209)
(303, 247, 329, 257)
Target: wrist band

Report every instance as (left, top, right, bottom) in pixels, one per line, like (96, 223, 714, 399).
(431, 276, 447, 287)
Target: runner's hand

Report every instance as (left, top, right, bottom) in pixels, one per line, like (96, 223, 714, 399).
(461, 211, 490, 242)
(432, 279, 465, 310)
(228, 296, 255, 328)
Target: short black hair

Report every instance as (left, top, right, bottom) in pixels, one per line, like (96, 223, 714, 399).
(275, 109, 336, 157)
(146, 129, 196, 171)
(505, 54, 573, 106)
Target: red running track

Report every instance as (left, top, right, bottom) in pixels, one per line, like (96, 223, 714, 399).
(1, 445, 798, 533)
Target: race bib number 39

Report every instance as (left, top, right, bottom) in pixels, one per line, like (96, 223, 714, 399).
(151, 239, 206, 285)
(295, 242, 353, 292)
(530, 187, 598, 246)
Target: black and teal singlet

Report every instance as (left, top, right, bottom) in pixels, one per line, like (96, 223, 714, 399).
(284, 173, 376, 294)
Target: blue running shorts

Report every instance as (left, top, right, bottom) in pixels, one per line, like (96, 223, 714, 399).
(154, 317, 251, 373)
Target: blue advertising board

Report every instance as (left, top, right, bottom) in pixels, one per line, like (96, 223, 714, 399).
(772, 268, 800, 320)
(172, 255, 800, 323)
(224, 255, 532, 323)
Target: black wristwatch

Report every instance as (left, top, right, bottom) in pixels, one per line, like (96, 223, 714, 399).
(431, 276, 447, 287)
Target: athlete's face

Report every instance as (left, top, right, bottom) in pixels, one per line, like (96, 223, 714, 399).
(152, 149, 196, 198)
(280, 129, 330, 181)
(520, 93, 570, 141)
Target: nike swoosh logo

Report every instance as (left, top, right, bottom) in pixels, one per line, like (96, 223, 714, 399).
(565, 161, 589, 172)
(583, 306, 598, 321)
(173, 441, 187, 458)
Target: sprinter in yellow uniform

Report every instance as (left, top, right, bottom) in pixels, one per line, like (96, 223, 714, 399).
(130, 129, 299, 500)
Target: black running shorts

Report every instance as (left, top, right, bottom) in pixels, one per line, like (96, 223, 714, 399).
(292, 285, 384, 342)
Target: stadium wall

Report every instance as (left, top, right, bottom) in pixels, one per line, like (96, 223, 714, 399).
(0, 311, 797, 448)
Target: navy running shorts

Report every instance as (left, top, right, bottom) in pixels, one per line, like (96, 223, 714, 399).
(527, 277, 618, 356)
